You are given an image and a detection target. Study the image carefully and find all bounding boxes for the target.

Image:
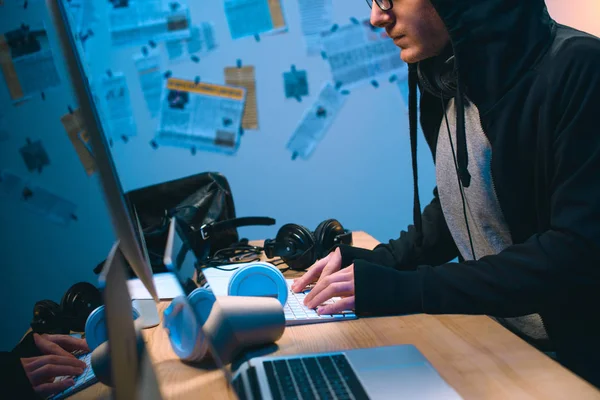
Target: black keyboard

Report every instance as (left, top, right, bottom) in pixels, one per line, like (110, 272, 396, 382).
(258, 354, 370, 400)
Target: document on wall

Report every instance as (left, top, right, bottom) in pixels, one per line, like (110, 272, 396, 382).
(165, 22, 217, 63)
(60, 108, 97, 176)
(224, 0, 286, 40)
(322, 18, 407, 89)
(21, 183, 78, 227)
(108, 0, 192, 47)
(66, 0, 99, 38)
(134, 50, 163, 117)
(0, 169, 78, 226)
(98, 72, 137, 138)
(0, 23, 61, 104)
(297, 0, 332, 56)
(286, 82, 347, 160)
(155, 78, 246, 153)
(224, 65, 258, 130)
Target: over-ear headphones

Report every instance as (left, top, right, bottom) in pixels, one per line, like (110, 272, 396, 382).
(31, 282, 103, 334)
(263, 219, 352, 271)
(416, 51, 457, 100)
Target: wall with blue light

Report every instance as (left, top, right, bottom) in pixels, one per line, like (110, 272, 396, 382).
(0, 0, 435, 349)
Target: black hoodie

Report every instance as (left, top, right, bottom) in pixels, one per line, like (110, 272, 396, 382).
(337, 0, 600, 387)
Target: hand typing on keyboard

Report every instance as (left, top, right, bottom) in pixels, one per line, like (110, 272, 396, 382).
(20, 334, 89, 398)
(291, 248, 356, 315)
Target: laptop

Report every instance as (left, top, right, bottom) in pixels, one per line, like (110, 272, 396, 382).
(164, 218, 462, 399)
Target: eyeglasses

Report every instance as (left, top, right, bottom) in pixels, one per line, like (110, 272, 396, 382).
(365, 0, 393, 11)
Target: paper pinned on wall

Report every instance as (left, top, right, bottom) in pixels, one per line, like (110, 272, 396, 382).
(283, 65, 309, 101)
(21, 183, 78, 226)
(134, 50, 163, 117)
(0, 23, 61, 104)
(65, 0, 99, 39)
(20, 138, 50, 173)
(60, 108, 97, 176)
(224, 0, 286, 40)
(98, 72, 137, 138)
(286, 82, 347, 160)
(0, 169, 78, 226)
(322, 18, 408, 90)
(164, 22, 218, 64)
(224, 65, 258, 130)
(297, 0, 333, 56)
(108, 0, 192, 47)
(155, 78, 246, 154)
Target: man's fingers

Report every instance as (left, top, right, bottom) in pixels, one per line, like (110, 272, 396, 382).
(304, 267, 352, 305)
(317, 296, 355, 315)
(44, 334, 90, 353)
(292, 255, 330, 292)
(34, 379, 75, 397)
(30, 364, 84, 385)
(24, 355, 86, 373)
(34, 333, 74, 359)
(305, 280, 353, 310)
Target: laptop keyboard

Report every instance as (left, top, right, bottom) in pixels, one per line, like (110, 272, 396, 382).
(285, 281, 357, 326)
(261, 354, 370, 400)
(49, 351, 97, 400)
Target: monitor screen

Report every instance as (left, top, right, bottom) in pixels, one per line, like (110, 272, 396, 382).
(50, 0, 158, 300)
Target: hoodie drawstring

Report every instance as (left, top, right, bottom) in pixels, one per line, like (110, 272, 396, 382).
(408, 64, 423, 246)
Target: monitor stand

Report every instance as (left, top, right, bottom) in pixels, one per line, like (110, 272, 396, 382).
(99, 241, 163, 400)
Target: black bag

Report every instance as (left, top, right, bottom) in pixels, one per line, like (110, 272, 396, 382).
(123, 171, 274, 274)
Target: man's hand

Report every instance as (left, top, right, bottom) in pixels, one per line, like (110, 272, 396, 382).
(21, 333, 89, 397)
(302, 265, 355, 315)
(291, 247, 343, 293)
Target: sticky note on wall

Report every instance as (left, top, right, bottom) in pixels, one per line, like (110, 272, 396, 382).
(224, 0, 286, 40)
(61, 108, 96, 176)
(225, 65, 258, 130)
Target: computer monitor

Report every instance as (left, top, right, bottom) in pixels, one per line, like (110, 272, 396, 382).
(46, 0, 161, 398)
(46, 0, 158, 303)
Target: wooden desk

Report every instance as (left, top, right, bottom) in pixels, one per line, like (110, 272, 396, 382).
(74, 232, 600, 399)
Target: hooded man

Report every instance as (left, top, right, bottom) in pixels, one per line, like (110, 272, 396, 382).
(293, 0, 600, 388)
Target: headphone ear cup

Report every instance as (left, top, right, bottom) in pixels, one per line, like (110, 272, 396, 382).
(61, 282, 103, 332)
(276, 223, 316, 271)
(314, 219, 345, 259)
(31, 300, 68, 334)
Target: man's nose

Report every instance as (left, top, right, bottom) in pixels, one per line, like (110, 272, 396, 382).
(370, 3, 394, 28)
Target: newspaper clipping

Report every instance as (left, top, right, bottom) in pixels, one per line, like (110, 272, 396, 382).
(322, 18, 407, 89)
(155, 78, 246, 154)
(109, 0, 192, 46)
(0, 23, 61, 104)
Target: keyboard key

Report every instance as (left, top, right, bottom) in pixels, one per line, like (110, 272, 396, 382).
(247, 367, 262, 400)
(263, 362, 283, 400)
(331, 355, 370, 400)
(302, 357, 333, 399)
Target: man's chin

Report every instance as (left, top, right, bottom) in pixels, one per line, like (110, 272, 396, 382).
(400, 48, 425, 64)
